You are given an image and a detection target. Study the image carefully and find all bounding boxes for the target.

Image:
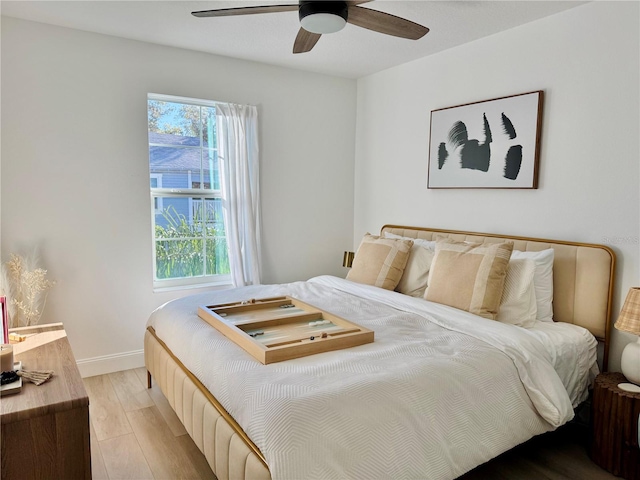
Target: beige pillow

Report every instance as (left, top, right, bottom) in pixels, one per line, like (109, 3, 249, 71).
(396, 245, 435, 297)
(424, 239, 514, 319)
(346, 234, 413, 290)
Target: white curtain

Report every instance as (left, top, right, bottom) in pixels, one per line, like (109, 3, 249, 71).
(216, 103, 261, 286)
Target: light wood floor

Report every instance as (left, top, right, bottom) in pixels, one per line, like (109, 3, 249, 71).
(85, 368, 618, 480)
(85, 367, 216, 480)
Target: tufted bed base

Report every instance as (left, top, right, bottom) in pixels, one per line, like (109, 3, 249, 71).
(144, 328, 270, 480)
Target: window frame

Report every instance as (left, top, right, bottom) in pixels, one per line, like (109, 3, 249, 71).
(150, 174, 163, 215)
(148, 93, 231, 291)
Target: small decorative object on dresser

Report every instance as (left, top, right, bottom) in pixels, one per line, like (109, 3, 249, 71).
(0, 342, 21, 398)
(591, 372, 640, 480)
(0, 296, 7, 343)
(615, 287, 640, 392)
(0, 343, 13, 372)
(1, 252, 55, 328)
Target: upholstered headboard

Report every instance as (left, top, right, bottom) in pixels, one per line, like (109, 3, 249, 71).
(381, 225, 616, 369)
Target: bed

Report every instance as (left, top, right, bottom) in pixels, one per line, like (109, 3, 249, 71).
(144, 225, 615, 480)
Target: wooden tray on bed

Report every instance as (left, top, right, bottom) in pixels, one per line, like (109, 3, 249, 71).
(198, 296, 374, 364)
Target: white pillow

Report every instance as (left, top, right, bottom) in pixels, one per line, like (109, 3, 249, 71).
(510, 249, 554, 322)
(395, 245, 435, 298)
(384, 232, 436, 250)
(497, 258, 537, 327)
(384, 232, 436, 297)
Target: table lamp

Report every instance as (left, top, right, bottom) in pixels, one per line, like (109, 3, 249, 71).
(614, 287, 640, 392)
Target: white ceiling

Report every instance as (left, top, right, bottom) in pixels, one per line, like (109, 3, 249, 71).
(0, 1, 587, 78)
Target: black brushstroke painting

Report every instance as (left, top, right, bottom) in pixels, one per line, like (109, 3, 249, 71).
(448, 121, 468, 146)
(447, 114, 492, 172)
(504, 145, 523, 180)
(482, 113, 493, 144)
(501, 113, 517, 139)
(437, 143, 448, 169)
(430, 91, 543, 188)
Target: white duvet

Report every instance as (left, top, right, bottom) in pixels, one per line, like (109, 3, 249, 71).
(147, 276, 597, 480)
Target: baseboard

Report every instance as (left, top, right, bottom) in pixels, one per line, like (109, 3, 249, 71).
(76, 349, 145, 378)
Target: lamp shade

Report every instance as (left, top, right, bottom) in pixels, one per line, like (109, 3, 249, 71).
(614, 287, 640, 335)
(615, 287, 640, 391)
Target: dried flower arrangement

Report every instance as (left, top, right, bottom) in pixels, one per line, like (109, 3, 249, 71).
(0, 253, 55, 328)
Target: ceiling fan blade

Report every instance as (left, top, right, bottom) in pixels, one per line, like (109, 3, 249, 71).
(293, 28, 322, 54)
(347, 5, 429, 40)
(192, 4, 298, 18)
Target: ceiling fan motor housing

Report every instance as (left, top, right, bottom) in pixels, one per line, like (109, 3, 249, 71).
(299, 1, 349, 34)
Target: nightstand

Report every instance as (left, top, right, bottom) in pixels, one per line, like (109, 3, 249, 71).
(591, 372, 640, 480)
(0, 323, 91, 480)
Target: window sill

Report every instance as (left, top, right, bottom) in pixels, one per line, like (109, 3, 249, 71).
(153, 280, 233, 294)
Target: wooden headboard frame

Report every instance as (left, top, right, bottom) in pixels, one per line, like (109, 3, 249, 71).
(381, 225, 616, 370)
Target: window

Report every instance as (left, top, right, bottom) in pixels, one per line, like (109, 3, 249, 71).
(148, 94, 230, 289)
(150, 174, 163, 214)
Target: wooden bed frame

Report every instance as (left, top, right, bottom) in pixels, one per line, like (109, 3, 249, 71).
(145, 225, 616, 480)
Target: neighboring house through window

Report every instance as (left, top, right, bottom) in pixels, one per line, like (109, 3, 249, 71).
(150, 174, 163, 214)
(148, 93, 230, 289)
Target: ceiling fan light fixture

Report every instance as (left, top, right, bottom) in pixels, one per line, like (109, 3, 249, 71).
(300, 13, 346, 34)
(299, 1, 348, 34)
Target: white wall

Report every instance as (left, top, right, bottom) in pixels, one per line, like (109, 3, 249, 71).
(3, 2, 639, 376)
(354, 1, 639, 372)
(1, 17, 357, 375)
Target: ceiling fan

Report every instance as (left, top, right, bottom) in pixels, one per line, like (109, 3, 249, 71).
(191, 1, 429, 54)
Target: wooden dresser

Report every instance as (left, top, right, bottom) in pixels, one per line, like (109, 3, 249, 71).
(1, 323, 91, 480)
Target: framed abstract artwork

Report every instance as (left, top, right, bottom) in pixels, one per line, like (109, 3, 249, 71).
(427, 91, 543, 189)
